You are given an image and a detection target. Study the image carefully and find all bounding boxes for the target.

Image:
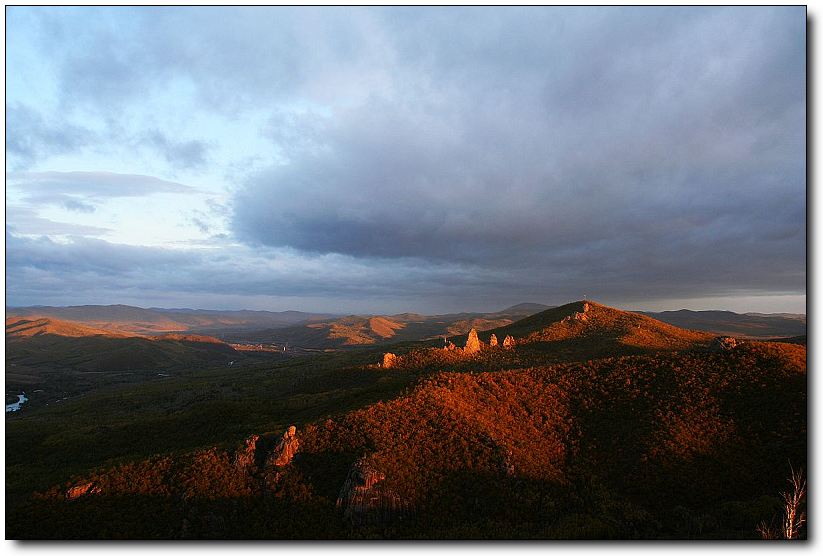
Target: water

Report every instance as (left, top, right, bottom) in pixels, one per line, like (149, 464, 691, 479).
(6, 393, 28, 413)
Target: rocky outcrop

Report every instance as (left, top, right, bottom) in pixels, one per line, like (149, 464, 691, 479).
(267, 425, 299, 467)
(502, 335, 516, 348)
(562, 311, 588, 323)
(382, 352, 399, 368)
(65, 482, 100, 501)
(443, 341, 457, 351)
(464, 328, 482, 355)
(336, 458, 405, 526)
(710, 336, 741, 351)
(234, 434, 261, 470)
(489, 334, 498, 347)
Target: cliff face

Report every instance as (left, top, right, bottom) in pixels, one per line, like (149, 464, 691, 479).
(267, 426, 300, 467)
(336, 458, 406, 526)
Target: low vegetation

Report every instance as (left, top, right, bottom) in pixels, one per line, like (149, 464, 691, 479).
(5, 302, 807, 539)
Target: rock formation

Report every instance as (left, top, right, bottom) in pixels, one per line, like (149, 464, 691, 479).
(464, 328, 482, 355)
(234, 434, 260, 470)
(443, 341, 457, 351)
(267, 425, 299, 467)
(382, 352, 398, 368)
(710, 336, 740, 351)
(489, 334, 498, 347)
(502, 335, 516, 348)
(562, 310, 588, 323)
(65, 482, 100, 501)
(336, 458, 405, 526)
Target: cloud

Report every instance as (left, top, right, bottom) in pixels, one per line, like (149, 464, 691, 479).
(4, 7, 806, 311)
(5, 103, 95, 168)
(5, 207, 111, 237)
(230, 7, 805, 305)
(7, 171, 198, 211)
(5, 103, 211, 172)
(5, 231, 513, 312)
(4, 216, 804, 314)
(139, 130, 211, 169)
(61, 199, 96, 213)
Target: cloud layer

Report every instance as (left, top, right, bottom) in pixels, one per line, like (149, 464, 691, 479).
(4, 7, 806, 312)
(232, 7, 806, 302)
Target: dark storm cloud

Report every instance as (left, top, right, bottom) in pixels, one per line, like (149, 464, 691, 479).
(5, 231, 512, 311)
(230, 7, 805, 302)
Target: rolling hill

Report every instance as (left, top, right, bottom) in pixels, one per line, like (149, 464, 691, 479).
(8, 302, 801, 349)
(223, 303, 553, 348)
(5, 316, 243, 412)
(5, 305, 335, 335)
(6, 316, 131, 339)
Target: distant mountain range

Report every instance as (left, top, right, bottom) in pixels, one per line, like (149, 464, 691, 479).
(6, 302, 805, 349)
(639, 309, 806, 339)
(5, 304, 335, 335)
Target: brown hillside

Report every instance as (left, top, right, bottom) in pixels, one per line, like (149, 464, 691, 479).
(444, 318, 513, 337)
(315, 316, 407, 345)
(5, 317, 133, 339)
(13, 341, 805, 539)
(490, 300, 715, 351)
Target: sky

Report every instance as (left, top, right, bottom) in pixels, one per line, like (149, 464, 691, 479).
(4, 6, 807, 314)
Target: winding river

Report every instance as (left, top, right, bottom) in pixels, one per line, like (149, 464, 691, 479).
(6, 393, 28, 413)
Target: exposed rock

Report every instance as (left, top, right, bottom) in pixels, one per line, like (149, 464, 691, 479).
(234, 434, 260, 470)
(710, 336, 740, 351)
(443, 341, 457, 351)
(65, 482, 100, 501)
(502, 335, 516, 348)
(562, 310, 588, 323)
(267, 425, 299, 467)
(489, 334, 498, 347)
(336, 458, 405, 526)
(382, 352, 399, 368)
(464, 328, 482, 355)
